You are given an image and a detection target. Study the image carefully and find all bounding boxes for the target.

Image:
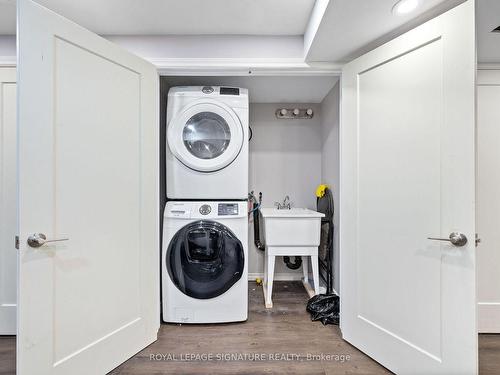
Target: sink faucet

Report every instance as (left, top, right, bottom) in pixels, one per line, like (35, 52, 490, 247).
(275, 195, 291, 210)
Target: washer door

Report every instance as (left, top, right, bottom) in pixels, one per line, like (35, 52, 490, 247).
(167, 99, 243, 172)
(166, 221, 244, 299)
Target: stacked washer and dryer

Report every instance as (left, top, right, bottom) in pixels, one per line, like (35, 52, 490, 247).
(163, 86, 249, 323)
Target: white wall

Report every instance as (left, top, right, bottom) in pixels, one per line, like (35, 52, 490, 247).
(105, 35, 304, 60)
(1, 34, 304, 64)
(248, 103, 322, 278)
(0, 67, 17, 334)
(320, 82, 340, 292)
(477, 69, 500, 332)
(0, 36, 16, 62)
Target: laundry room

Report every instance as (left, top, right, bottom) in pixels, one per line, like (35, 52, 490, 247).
(4, 0, 500, 374)
(159, 74, 341, 299)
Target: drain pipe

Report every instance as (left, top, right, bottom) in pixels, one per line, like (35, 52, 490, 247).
(283, 256, 302, 270)
(249, 191, 265, 251)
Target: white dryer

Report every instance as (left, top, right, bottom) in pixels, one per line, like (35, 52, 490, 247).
(162, 201, 248, 323)
(166, 86, 249, 200)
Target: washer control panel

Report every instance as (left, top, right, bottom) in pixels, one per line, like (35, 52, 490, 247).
(218, 203, 238, 216)
(199, 204, 212, 215)
(166, 202, 244, 219)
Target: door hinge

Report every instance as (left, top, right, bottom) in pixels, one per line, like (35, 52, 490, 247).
(475, 233, 481, 247)
(15, 235, 19, 250)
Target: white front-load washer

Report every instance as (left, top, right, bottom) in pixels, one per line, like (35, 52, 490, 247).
(166, 86, 248, 200)
(162, 201, 248, 323)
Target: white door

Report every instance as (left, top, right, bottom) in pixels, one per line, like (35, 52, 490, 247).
(17, 0, 159, 374)
(477, 69, 500, 333)
(0, 67, 16, 335)
(340, 1, 476, 374)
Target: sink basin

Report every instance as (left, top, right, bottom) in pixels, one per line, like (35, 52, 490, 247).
(260, 208, 325, 247)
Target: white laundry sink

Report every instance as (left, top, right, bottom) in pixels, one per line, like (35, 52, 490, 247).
(260, 207, 324, 247)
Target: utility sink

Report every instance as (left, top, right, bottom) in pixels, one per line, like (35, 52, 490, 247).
(259, 207, 325, 308)
(260, 208, 325, 247)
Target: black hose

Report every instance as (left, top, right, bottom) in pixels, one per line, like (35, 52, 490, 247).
(283, 256, 302, 270)
(253, 202, 265, 251)
(251, 192, 265, 251)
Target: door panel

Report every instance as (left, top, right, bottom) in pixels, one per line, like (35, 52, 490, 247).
(477, 69, 500, 333)
(357, 39, 443, 360)
(340, 1, 476, 374)
(17, 0, 159, 374)
(0, 67, 16, 335)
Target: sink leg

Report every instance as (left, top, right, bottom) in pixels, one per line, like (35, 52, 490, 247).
(264, 254, 275, 308)
(311, 255, 320, 295)
(302, 256, 309, 283)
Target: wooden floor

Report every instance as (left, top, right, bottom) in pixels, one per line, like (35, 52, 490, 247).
(1, 281, 500, 374)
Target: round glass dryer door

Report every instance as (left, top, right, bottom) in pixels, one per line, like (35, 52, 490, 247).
(167, 100, 244, 172)
(166, 221, 244, 299)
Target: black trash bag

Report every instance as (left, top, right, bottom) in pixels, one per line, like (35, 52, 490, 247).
(306, 293, 340, 325)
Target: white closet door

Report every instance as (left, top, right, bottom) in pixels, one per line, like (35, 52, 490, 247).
(477, 69, 500, 333)
(340, 1, 476, 374)
(0, 67, 16, 335)
(17, 0, 159, 374)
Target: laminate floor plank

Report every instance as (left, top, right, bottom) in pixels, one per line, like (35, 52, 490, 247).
(0, 336, 15, 375)
(479, 333, 500, 375)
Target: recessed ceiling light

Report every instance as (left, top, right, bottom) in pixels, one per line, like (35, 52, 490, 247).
(392, 0, 419, 15)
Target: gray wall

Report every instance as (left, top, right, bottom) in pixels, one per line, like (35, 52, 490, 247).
(248, 103, 322, 278)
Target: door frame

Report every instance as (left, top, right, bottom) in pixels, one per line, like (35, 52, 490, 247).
(152, 58, 342, 77)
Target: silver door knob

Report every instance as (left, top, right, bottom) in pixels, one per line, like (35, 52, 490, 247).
(427, 232, 468, 247)
(27, 233, 69, 248)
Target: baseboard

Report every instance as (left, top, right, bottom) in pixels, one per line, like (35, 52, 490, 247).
(248, 272, 304, 281)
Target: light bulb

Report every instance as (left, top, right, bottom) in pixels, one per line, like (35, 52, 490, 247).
(392, 0, 419, 15)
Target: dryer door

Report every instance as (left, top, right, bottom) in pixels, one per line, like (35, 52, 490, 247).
(167, 100, 244, 172)
(166, 221, 244, 299)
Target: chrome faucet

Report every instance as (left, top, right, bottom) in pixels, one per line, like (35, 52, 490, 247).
(275, 195, 291, 210)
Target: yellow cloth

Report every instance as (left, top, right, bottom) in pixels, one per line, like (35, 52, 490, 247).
(316, 184, 329, 198)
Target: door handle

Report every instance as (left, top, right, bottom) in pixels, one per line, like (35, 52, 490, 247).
(427, 232, 467, 247)
(27, 233, 69, 248)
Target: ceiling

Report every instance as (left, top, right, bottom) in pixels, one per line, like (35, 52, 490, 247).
(161, 76, 340, 104)
(0, 0, 316, 35)
(0, 0, 499, 64)
(306, 0, 465, 62)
